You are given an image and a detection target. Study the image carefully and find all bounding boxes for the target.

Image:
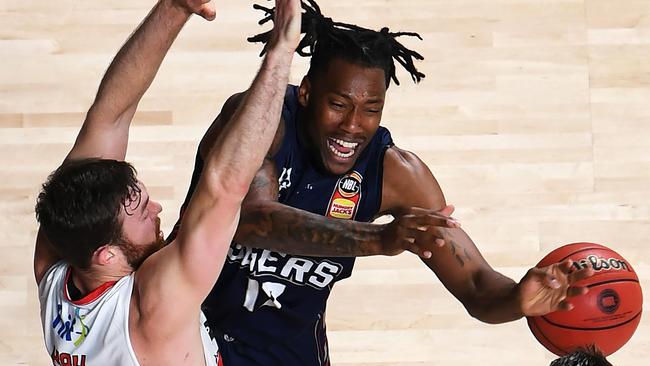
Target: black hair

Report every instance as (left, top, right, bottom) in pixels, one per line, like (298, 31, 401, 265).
(35, 158, 140, 269)
(248, 0, 425, 87)
(550, 347, 613, 366)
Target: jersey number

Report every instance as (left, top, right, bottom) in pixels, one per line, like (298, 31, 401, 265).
(243, 278, 286, 312)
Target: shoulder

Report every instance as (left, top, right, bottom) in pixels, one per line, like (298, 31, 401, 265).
(383, 146, 434, 187)
(381, 146, 446, 213)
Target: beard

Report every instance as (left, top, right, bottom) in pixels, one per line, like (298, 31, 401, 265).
(120, 217, 166, 270)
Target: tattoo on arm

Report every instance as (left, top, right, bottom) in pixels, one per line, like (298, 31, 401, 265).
(236, 205, 383, 257)
(449, 239, 473, 268)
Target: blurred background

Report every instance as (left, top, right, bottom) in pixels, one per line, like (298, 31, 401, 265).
(1, 0, 648, 364)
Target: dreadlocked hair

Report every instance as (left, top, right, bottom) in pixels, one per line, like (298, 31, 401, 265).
(247, 0, 425, 87)
(549, 346, 613, 366)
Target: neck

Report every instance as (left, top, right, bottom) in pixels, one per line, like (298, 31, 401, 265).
(71, 264, 132, 296)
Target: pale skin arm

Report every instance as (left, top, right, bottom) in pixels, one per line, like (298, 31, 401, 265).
(380, 146, 594, 323)
(33, 0, 214, 284)
(132, 0, 303, 343)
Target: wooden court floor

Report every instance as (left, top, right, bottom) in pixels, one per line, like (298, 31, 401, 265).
(1, 0, 649, 364)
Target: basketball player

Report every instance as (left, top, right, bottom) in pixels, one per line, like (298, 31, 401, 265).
(33, 0, 302, 364)
(550, 347, 613, 366)
(169, 1, 595, 364)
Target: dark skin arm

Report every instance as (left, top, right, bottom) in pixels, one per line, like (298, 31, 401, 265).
(380, 146, 593, 323)
(194, 95, 455, 258)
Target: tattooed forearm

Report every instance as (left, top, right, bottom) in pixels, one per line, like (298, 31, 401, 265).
(235, 202, 385, 257)
(448, 237, 473, 268)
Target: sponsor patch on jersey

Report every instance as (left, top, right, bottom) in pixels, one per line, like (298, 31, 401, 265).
(326, 171, 362, 220)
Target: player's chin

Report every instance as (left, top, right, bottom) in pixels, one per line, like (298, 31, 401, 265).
(323, 152, 357, 175)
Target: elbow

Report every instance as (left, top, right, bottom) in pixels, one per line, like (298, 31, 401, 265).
(233, 200, 276, 243)
(464, 303, 500, 324)
(459, 271, 499, 324)
(462, 296, 489, 323)
(203, 170, 252, 202)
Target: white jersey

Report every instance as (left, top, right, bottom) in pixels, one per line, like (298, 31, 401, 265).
(38, 261, 219, 366)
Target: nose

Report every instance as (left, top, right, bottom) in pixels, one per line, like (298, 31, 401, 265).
(339, 108, 363, 134)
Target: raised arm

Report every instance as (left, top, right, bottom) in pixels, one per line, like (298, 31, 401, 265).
(34, 0, 215, 284)
(380, 146, 593, 324)
(66, 0, 215, 162)
(133, 0, 303, 337)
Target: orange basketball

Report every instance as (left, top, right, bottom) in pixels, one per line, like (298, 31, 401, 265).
(526, 242, 643, 356)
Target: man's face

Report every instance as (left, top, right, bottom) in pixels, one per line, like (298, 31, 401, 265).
(300, 58, 387, 175)
(119, 181, 164, 270)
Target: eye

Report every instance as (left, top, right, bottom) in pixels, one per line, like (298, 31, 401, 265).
(329, 100, 345, 110)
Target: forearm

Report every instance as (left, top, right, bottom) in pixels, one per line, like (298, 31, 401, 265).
(202, 49, 294, 196)
(235, 201, 387, 256)
(89, 0, 191, 121)
(424, 228, 523, 324)
(465, 269, 522, 324)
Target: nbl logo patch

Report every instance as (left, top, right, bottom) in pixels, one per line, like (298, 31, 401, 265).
(326, 171, 362, 220)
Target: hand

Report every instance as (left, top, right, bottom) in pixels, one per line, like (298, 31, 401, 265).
(380, 205, 460, 258)
(171, 0, 216, 21)
(517, 259, 594, 317)
(267, 0, 302, 53)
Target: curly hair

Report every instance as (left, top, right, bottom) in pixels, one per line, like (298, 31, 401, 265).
(35, 158, 140, 269)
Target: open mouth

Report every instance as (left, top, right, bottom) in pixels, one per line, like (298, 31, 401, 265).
(327, 137, 360, 160)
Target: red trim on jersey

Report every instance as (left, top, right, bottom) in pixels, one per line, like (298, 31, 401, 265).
(63, 267, 117, 306)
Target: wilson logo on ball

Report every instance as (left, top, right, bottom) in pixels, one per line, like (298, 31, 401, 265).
(571, 255, 631, 273)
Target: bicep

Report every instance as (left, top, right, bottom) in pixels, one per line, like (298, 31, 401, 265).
(382, 147, 492, 302)
(65, 105, 136, 162)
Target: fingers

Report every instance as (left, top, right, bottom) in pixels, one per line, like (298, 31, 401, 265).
(566, 286, 589, 297)
(437, 204, 455, 218)
(390, 205, 462, 259)
(569, 266, 594, 283)
(557, 299, 574, 311)
(177, 0, 216, 21)
(197, 3, 216, 21)
(406, 213, 461, 230)
(543, 272, 562, 289)
(400, 227, 443, 259)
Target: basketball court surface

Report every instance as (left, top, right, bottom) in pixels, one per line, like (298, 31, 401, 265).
(1, 0, 648, 364)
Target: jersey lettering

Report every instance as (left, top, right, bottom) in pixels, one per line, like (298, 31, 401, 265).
(51, 348, 86, 366)
(227, 245, 343, 289)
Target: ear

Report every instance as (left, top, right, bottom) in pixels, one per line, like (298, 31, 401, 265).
(298, 76, 311, 108)
(93, 245, 118, 266)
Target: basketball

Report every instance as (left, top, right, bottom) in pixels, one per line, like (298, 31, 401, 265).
(527, 242, 643, 356)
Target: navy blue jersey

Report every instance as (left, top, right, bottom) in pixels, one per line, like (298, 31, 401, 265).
(170, 85, 393, 366)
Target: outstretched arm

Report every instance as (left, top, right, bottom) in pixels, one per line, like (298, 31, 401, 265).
(34, 0, 214, 284)
(133, 0, 303, 339)
(380, 146, 592, 324)
(66, 0, 215, 162)
(234, 159, 457, 257)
